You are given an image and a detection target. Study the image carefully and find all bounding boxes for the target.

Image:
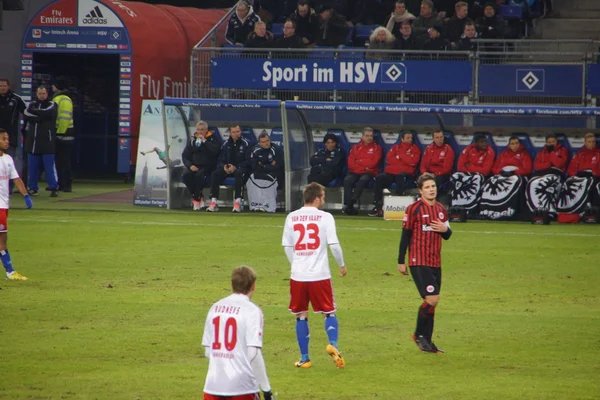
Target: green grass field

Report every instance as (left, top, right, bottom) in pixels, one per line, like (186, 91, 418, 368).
(1, 183, 599, 400)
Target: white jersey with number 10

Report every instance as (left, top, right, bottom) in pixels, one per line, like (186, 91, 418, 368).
(202, 293, 263, 396)
(282, 207, 340, 282)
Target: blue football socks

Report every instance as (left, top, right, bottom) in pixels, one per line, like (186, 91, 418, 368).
(1, 249, 14, 273)
(324, 314, 339, 349)
(296, 317, 310, 361)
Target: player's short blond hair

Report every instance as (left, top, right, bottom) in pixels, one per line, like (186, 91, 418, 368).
(231, 266, 257, 294)
(303, 182, 325, 204)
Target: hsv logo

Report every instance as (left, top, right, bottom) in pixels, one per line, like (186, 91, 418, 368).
(83, 6, 107, 24)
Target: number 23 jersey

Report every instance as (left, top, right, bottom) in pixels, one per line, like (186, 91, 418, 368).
(282, 207, 340, 282)
(202, 293, 264, 396)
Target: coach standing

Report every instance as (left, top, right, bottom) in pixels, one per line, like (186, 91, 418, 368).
(52, 80, 74, 192)
(0, 78, 26, 167)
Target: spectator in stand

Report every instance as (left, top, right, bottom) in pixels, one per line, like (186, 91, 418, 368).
(343, 127, 383, 215)
(475, 3, 505, 39)
(290, 0, 319, 46)
(316, 5, 349, 47)
(454, 20, 479, 51)
(491, 136, 533, 177)
(420, 25, 448, 51)
(412, 0, 444, 39)
(367, 27, 396, 60)
(369, 131, 421, 217)
(445, 1, 469, 45)
(533, 134, 568, 176)
(457, 134, 495, 177)
(386, 1, 417, 39)
(181, 121, 221, 211)
(226, 0, 261, 45)
(244, 21, 274, 48)
(307, 133, 346, 186)
(420, 130, 455, 198)
(273, 19, 306, 48)
(567, 133, 600, 178)
(394, 21, 418, 49)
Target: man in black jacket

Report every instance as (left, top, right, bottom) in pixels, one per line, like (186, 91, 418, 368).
(290, 1, 319, 45)
(273, 20, 306, 48)
(181, 121, 221, 210)
(207, 124, 252, 213)
(23, 86, 58, 197)
(0, 79, 26, 160)
(308, 133, 345, 186)
(250, 132, 284, 185)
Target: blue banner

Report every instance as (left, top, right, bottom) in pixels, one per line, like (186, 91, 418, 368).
(285, 101, 600, 116)
(478, 65, 583, 97)
(588, 64, 600, 95)
(210, 58, 472, 92)
(164, 98, 281, 108)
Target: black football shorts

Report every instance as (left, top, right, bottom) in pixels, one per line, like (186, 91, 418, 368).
(409, 266, 442, 297)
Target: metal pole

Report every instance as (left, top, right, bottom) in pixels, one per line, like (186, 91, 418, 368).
(280, 101, 292, 213)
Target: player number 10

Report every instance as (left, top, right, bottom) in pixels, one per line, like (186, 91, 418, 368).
(294, 223, 320, 251)
(212, 316, 238, 351)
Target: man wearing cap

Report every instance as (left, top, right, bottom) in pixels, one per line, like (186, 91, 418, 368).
(307, 133, 346, 186)
(52, 80, 74, 192)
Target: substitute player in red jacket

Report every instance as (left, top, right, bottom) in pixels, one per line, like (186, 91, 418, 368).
(369, 131, 421, 217)
(420, 130, 455, 197)
(397, 172, 452, 354)
(533, 134, 568, 176)
(491, 136, 533, 176)
(567, 133, 599, 177)
(343, 127, 382, 215)
(457, 134, 495, 177)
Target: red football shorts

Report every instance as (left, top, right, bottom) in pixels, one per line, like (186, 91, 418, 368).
(289, 278, 336, 314)
(203, 393, 259, 400)
(0, 209, 8, 232)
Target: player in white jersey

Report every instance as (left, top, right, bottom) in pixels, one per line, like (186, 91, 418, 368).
(282, 182, 347, 369)
(0, 129, 33, 281)
(202, 265, 274, 400)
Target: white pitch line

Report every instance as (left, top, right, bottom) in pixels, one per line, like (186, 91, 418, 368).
(11, 217, 600, 238)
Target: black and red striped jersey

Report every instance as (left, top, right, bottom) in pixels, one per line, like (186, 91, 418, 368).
(402, 198, 449, 267)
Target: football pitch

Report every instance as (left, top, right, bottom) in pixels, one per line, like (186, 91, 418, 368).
(1, 183, 599, 400)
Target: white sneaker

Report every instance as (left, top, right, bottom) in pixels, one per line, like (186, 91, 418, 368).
(198, 198, 206, 209)
(192, 198, 201, 211)
(232, 200, 242, 213)
(207, 201, 219, 212)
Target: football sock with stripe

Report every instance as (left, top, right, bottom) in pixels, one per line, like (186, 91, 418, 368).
(324, 314, 339, 349)
(1, 250, 14, 274)
(296, 317, 310, 362)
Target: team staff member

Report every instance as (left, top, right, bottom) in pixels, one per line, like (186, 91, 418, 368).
(23, 86, 59, 197)
(0, 79, 26, 160)
(307, 133, 346, 187)
(52, 80, 74, 192)
(419, 130, 455, 197)
(397, 172, 452, 354)
(202, 266, 274, 400)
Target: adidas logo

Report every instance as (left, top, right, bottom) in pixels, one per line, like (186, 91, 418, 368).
(82, 5, 107, 24)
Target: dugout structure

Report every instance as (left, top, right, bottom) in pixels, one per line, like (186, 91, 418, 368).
(160, 98, 600, 212)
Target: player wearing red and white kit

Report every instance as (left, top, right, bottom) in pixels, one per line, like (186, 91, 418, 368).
(202, 266, 274, 400)
(282, 182, 347, 369)
(398, 173, 452, 354)
(0, 128, 33, 281)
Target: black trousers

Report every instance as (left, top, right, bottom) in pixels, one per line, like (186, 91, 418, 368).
(210, 168, 247, 199)
(308, 170, 336, 187)
(182, 167, 213, 200)
(343, 172, 374, 206)
(55, 137, 74, 190)
(434, 174, 450, 198)
(373, 172, 411, 203)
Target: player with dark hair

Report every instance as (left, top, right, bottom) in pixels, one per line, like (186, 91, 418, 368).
(282, 182, 347, 369)
(0, 129, 33, 280)
(202, 265, 274, 400)
(397, 172, 452, 353)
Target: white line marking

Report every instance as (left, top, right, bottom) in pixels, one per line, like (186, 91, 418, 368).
(12, 218, 600, 237)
